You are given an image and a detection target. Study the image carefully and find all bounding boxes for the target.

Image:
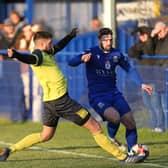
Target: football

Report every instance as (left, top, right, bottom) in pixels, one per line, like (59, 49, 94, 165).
(130, 144, 149, 158)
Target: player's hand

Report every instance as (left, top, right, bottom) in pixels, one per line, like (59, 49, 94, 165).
(141, 84, 153, 95)
(81, 53, 91, 62)
(7, 48, 15, 58)
(70, 27, 78, 37)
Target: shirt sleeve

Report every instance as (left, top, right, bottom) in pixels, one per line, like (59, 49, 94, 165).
(68, 49, 91, 66)
(68, 54, 83, 66)
(12, 49, 42, 65)
(127, 66, 143, 86)
(52, 34, 75, 54)
(119, 53, 143, 86)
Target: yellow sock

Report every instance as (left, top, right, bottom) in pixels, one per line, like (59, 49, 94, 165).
(93, 131, 126, 160)
(9, 133, 42, 153)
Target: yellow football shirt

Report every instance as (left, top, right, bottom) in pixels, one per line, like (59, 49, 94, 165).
(31, 50, 67, 101)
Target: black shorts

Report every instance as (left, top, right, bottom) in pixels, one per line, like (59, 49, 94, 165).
(43, 93, 90, 127)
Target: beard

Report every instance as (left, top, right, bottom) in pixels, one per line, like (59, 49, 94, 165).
(100, 43, 112, 52)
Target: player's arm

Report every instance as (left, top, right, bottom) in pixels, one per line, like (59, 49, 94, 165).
(7, 48, 42, 65)
(53, 28, 78, 54)
(119, 53, 142, 84)
(119, 53, 152, 95)
(68, 51, 91, 66)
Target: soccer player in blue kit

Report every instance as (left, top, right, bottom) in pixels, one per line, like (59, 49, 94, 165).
(68, 28, 153, 155)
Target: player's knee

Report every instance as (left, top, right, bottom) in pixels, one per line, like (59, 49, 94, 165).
(121, 112, 136, 129)
(83, 117, 102, 133)
(41, 135, 53, 142)
(41, 132, 54, 142)
(104, 108, 120, 123)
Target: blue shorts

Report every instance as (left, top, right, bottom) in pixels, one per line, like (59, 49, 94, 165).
(89, 92, 131, 120)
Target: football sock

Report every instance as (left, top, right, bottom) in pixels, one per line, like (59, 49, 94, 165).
(9, 133, 42, 152)
(126, 128, 137, 152)
(107, 122, 120, 139)
(93, 131, 126, 160)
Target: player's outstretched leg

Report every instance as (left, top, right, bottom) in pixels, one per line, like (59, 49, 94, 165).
(0, 148, 10, 161)
(0, 133, 42, 161)
(82, 115, 146, 163)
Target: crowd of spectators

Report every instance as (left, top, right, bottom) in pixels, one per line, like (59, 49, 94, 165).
(0, 10, 53, 52)
(0, 10, 51, 122)
(128, 21, 168, 133)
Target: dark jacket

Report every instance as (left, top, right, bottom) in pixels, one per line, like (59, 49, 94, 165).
(154, 34, 168, 66)
(128, 37, 155, 65)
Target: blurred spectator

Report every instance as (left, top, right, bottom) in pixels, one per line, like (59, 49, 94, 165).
(148, 21, 168, 132)
(129, 26, 155, 61)
(9, 10, 25, 35)
(0, 18, 15, 51)
(128, 26, 165, 132)
(151, 21, 168, 56)
(0, 18, 26, 122)
(14, 24, 43, 122)
(9, 10, 26, 48)
(0, 24, 3, 31)
(14, 24, 33, 50)
(90, 16, 103, 31)
(14, 24, 34, 119)
(32, 20, 54, 35)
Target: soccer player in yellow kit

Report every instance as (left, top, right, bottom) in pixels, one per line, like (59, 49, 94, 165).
(0, 28, 145, 163)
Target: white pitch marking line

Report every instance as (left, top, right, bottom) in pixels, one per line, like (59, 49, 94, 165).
(0, 141, 167, 168)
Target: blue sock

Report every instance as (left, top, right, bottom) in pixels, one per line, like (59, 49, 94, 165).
(107, 122, 120, 139)
(126, 128, 137, 152)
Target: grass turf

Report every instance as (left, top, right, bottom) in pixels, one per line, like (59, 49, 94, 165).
(0, 118, 167, 168)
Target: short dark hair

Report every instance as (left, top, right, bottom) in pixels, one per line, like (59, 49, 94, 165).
(131, 26, 153, 36)
(33, 31, 53, 42)
(98, 28, 113, 39)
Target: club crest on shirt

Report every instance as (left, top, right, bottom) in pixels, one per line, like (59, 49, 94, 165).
(113, 55, 119, 63)
(96, 54, 100, 59)
(105, 60, 111, 69)
(98, 102, 105, 109)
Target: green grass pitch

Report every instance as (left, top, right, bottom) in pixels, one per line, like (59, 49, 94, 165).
(0, 118, 167, 168)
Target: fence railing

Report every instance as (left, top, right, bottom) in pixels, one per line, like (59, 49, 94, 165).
(0, 49, 168, 129)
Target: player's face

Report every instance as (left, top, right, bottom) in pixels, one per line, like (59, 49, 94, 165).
(43, 38, 52, 50)
(35, 38, 52, 51)
(99, 34, 113, 52)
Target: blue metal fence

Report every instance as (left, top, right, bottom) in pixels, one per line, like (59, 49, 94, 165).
(0, 51, 168, 129)
(0, 60, 26, 121)
(166, 68, 168, 129)
(0, 30, 168, 129)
